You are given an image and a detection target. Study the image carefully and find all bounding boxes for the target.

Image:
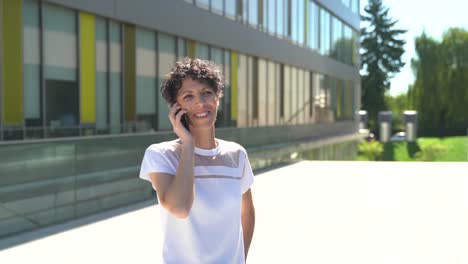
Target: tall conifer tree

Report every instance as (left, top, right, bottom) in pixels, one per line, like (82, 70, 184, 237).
(361, 0, 407, 131)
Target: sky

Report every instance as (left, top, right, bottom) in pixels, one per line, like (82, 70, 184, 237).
(360, 0, 468, 96)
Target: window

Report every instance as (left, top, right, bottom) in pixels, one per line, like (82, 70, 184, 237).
(210, 47, 225, 127)
(237, 54, 248, 127)
(307, 1, 319, 50)
(276, 0, 284, 37)
(297, 0, 305, 45)
(257, 59, 267, 126)
(136, 28, 157, 132)
(248, 0, 258, 28)
(109, 21, 122, 134)
(247, 56, 257, 126)
(95, 17, 108, 133)
(223, 50, 232, 126)
(319, 8, 330, 56)
(211, 0, 224, 15)
(157, 33, 176, 130)
(283, 65, 291, 123)
(195, 0, 209, 10)
(177, 38, 187, 60)
(43, 3, 79, 137)
(267, 61, 277, 126)
(23, 0, 42, 138)
(331, 16, 343, 60)
(351, 0, 359, 14)
(291, 0, 299, 42)
(267, 0, 276, 34)
(226, 0, 236, 20)
(195, 42, 209, 59)
(290, 67, 297, 124)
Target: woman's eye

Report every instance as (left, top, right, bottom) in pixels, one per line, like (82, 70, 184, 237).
(203, 91, 213, 96)
(183, 95, 193, 101)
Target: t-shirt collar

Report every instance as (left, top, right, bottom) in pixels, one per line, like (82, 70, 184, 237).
(194, 139, 220, 156)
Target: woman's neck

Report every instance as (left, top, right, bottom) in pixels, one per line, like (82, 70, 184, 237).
(190, 126, 217, 149)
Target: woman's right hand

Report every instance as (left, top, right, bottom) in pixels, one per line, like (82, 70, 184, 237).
(169, 104, 193, 144)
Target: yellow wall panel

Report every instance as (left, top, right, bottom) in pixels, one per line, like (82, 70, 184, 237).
(2, 0, 23, 125)
(124, 24, 136, 121)
(187, 40, 196, 58)
(80, 12, 96, 123)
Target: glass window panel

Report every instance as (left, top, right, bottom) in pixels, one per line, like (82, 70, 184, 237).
(343, 25, 352, 65)
(158, 33, 176, 130)
(267, 61, 276, 126)
(212, 0, 224, 15)
(352, 29, 358, 66)
(210, 47, 225, 127)
(304, 70, 310, 123)
(247, 56, 256, 126)
(275, 63, 281, 124)
(43, 4, 77, 81)
(223, 50, 231, 126)
(226, 0, 236, 19)
(195, 0, 209, 10)
(177, 38, 187, 60)
(297, 0, 305, 45)
(237, 54, 248, 127)
(342, 0, 350, 8)
(298, 69, 305, 124)
(242, 0, 248, 23)
(352, 0, 359, 14)
(109, 21, 122, 134)
(95, 18, 108, 131)
(43, 3, 79, 136)
(320, 8, 330, 56)
(283, 65, 290, 123)
(195, 42, 209, 59)
(136, 28, 156, 131)
(308, 1, 319, 50)
(331, 16, 341, 60)
(267, 0, 276, 34)
(290, 67, 297, 124)
(283, 0, 289, 39)
(248, 0, 258, 28)
(258, 59, 267, 126)
(276, 0, 284, 37)
(291, 0, 299, 42)
(23, 0, 40, 121)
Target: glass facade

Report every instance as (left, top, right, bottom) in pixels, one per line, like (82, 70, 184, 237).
(0, 0, 359, 141)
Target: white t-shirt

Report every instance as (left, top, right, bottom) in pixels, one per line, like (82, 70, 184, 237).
(139, 138, 254, 264)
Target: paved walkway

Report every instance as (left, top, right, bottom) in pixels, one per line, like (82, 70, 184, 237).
(1, 161, 467, 263)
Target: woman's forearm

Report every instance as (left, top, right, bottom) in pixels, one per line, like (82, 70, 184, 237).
(163, 143, 195, 218)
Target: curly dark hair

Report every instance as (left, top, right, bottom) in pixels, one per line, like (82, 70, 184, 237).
(160, 58, 224, 106)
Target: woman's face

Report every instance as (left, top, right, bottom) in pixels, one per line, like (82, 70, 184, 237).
(176, 78, 219, 130)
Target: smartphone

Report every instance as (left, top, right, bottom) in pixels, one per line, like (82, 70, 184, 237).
(181, 112, 190, 131)
(176, 108, 190, 131)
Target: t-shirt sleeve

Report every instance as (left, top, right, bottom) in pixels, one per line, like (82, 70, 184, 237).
(240, 150, 254, 194)
(139, 146, 175, 182)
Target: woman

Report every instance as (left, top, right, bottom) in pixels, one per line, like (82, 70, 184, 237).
(139, 58, 255, 264)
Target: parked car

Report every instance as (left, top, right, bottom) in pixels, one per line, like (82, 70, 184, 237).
(390, 131, 406, 142)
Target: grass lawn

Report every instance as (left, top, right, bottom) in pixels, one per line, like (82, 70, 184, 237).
(358, 136, 468, 161)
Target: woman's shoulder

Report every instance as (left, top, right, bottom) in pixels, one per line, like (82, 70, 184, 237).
(146, 139, 181, 154)
(217, 138, 248, 154)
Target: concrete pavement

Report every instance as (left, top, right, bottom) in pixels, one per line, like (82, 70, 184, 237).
(1, 161, 467, 263)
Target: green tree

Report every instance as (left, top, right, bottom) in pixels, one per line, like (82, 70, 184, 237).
(410, 28, 468, 136)
(360, 0, 407, 131)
